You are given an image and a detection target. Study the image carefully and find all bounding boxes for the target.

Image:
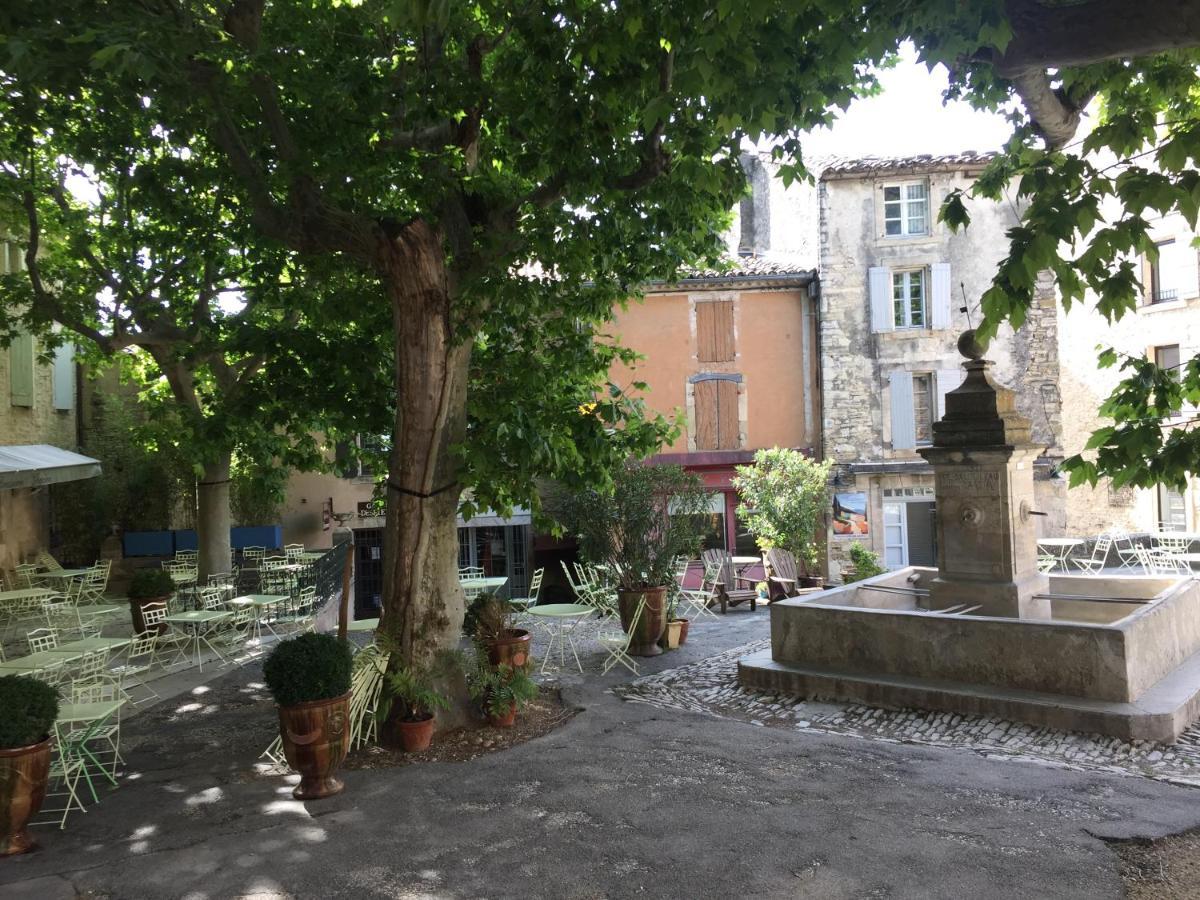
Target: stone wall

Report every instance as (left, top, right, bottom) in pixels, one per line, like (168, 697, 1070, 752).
(1056, 210, 1200, 535)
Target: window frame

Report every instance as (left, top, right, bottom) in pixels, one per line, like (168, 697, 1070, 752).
(891, 268, 928, 329)
(882, 181, 930, 238)
(1151, 239, 1178, 304)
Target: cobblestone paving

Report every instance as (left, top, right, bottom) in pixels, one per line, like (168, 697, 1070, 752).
(613, 639, 1200, 788)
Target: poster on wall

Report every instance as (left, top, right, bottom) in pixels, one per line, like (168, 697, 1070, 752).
(833, 492, 869, 536)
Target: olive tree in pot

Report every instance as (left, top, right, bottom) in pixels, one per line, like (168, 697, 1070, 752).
(554, 462, 709, 656)
(127, 568, 177, 634)
(263, 633, 353, 800)
(0, 676, 59, 856)
(733, 448, 833, 586)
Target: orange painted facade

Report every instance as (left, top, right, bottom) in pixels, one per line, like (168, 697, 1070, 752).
(607, 275, 821, 552)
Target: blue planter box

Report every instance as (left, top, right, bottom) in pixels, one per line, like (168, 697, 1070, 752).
(123, 531, 174, 557)
(231, 526, 282, 550)
(173, 530, 198, 552)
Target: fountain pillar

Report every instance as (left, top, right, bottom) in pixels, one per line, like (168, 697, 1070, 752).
(918, 331, 1050, 619)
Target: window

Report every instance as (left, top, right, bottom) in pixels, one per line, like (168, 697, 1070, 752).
(1159, 483, 1188, 532)
(883, 182, 929, 237)
(1150, 238, 1200, 303)
(696, 300, 735, 362)
(891, 269, 926, 328)
(336, 434, 389, 478)
(1155, 344, 1182, 416)
(912, 373, 934, 445)
(692, 376, 740, 451)
(870, 264, 950, 333)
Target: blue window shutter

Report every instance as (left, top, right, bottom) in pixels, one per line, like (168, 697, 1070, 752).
(869, 266, 893, 332)
(9, 331, 34, 408)
(930, 263, 952, 329)
(936, 367, 964, 421)
(890, 371, 916, 450)
(53, 341, 75, 411)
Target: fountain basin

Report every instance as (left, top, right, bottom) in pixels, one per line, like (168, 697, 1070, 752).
(738, 568, 1200, 742)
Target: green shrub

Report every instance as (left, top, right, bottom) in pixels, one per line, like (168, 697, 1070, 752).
(0, 675, 59, 748)
(127, 568, 176, 600)
(845, 543, 885, 583)
(263, 633, 353, 707)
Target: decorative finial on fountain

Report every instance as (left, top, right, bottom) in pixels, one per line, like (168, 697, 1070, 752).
(957, 328, 987, 362)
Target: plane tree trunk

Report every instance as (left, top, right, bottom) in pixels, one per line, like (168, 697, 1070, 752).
(378, 220, 472, 670)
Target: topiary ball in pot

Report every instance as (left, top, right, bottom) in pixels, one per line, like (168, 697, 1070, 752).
(127, 568, 177, 634)
(263, 633, 354, 800)
(0, 675, 59, 855)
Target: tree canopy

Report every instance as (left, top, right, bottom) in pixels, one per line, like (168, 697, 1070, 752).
(3, 0, 1199, 660)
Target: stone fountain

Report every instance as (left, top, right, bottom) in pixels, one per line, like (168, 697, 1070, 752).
(739, 332, 1200, 743)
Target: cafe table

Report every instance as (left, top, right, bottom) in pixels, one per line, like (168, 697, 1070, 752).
(228, 593, 290, 641)
(0, 587, 56, 612)
(1037, 537, 1085, 572)
(164, 608, 232, 671)
(48, 635, 134, 658)
(460, 575, 510, 598)
(348, 617, 379, 632)
(0, 648, 83, 677)
(526, 603, 593, 674)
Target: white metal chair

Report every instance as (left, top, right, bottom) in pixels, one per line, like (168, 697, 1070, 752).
(597, 593, 644, 675)
(509, 568, 544, 612)
(674, 559, 719, 619)
(1107, 531, 1142, 571)
(141, 603, 190, 669)
(1074, 536, 1113, 575)
(108, 631, 161, 704)
(27, 626, 59, 653)
(284, 543, 306, 561)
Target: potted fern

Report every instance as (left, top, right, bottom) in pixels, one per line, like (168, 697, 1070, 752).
(469, 661, 539, 728)
(0, 676, 59, 855)
(377, 664, 451, 752)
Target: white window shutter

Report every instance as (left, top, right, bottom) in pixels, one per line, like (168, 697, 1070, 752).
(936, 367, 964, 421)
(52, 341, 75, 411)
(930, 262, 952, 329)
(889, 371, 916, 450)
(869, 266, 893, 332)
(9, 331, 34, 408)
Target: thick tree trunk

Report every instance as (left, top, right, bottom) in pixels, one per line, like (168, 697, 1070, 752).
(379, 221, 472, 671)
(197, 453, 233, 581)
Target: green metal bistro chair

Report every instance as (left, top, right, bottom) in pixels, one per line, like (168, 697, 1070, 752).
(597, 593, 644, 675)
(108, 631, 161, 705)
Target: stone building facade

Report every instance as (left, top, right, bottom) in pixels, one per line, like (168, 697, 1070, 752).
(1057, 210, 1200, 536)
(817, 154, 1064, 579)
(0, 238, 90, 572)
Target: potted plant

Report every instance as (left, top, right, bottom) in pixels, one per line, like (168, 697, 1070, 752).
(0, 675, 58, 855)
(733, 448, 833, 585)
(468, 658, 539, 728)
(554, 462, 709, 656)
(659, 590, 687, 650)
(127, 568, 177, 633)
(843, 543, 885, 584)
(472, 593, 532, 670)
(263, 633, 354, 799)
(376, 664, 451, 752)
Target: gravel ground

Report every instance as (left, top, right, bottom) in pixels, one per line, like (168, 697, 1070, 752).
(615, 638, 1200, 787)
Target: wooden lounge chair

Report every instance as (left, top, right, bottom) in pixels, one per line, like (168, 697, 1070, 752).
(764, 548, 799, 602)
(700, 549, 757, 613)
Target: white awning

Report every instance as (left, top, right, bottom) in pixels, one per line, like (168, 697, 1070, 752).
(0, 444, 101, 490)
(457, 507, 532, 529)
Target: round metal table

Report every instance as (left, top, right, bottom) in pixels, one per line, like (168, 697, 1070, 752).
(526, 603, 594, 674)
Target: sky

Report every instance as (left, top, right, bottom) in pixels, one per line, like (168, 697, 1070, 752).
(797, 43, 1016, 162)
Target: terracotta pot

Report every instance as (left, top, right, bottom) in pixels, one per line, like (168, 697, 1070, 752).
(659, 619, 683, 650)
(488, 703, 517, 728)
(396, 714, 435, 752)
(1, 736, 51, 856)
(277, 692, 350, 800)
(618, 586, 668, 657)
(677, 618, 690, 645)
(486, 629, 532, 671)
(129, 594, 171, 634)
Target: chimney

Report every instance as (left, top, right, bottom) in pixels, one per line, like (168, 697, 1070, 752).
(738, 153, 771, 258)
